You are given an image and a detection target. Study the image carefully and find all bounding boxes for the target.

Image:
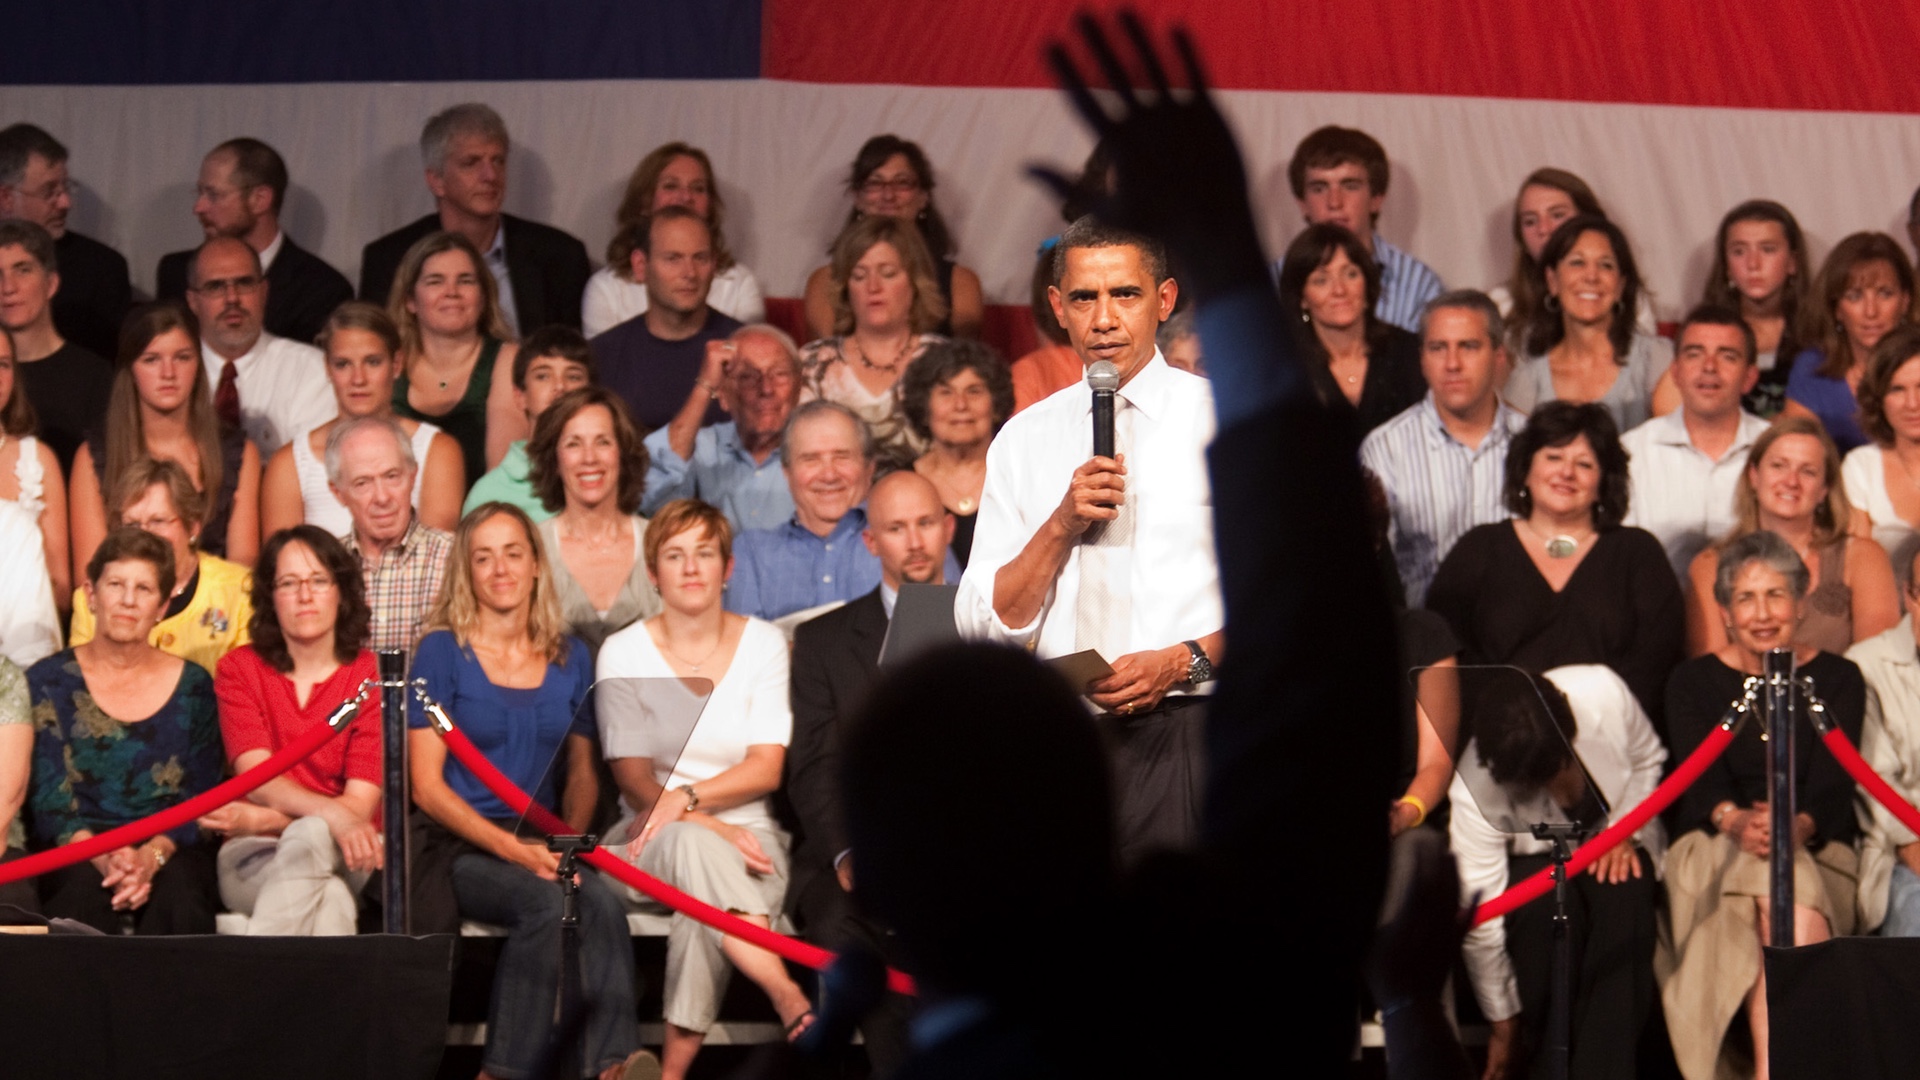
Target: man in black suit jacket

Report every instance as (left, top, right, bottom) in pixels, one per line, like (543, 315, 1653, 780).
(357, 103, 589, 337)
(0, 124, 131, 360)
(786, 469, 952, 1075)
(153, 138, 352, 346)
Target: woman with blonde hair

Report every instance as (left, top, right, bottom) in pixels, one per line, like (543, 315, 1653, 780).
(406, 501, 645, 1080)
(386, 232, 522, 488)
(583, 142, 764, 335)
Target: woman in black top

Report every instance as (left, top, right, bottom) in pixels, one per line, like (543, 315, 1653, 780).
(1427, 401, 1684, 729)
(1277, 223, 1424, 436)
(1659, 529, 1863, 1080)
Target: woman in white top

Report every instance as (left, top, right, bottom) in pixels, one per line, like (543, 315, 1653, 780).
(528, 387, 659, 655)
(0, 324, 67, 609)
(260, 302, 464, 538)
(1843, 324, 1920, 590)
(582, 143, 765, 336)
(1505, 214, 1679, 433)
(797, 215, 948, 470)
(596, 498, 811, 1080)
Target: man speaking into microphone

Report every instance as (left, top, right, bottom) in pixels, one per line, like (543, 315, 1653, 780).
(956, 216, 1223, 862)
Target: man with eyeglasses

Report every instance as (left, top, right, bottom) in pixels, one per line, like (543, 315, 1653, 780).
(0, 218, 110, 472)
(463, 325, 599, 521)
(0, 123, 130, 361)
(327, 415, 452, 655)
(590, 206, 742, 431)
(184, 236, 334, 458)
(642, 323, 802, 533)
(154, 138, 353, 346)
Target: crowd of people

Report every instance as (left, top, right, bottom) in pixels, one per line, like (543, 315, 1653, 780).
(1, 93, 1919, 1080)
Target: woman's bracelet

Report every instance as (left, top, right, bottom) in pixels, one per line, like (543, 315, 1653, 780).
(1396, 795, 1428, 829)
(1711, 801, 1738, 832)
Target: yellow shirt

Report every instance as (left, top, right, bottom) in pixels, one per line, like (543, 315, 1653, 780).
(70, 552, 252, 675)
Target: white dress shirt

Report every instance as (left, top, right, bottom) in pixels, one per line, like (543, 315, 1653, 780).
(956, 351, 1222, 669)
(1449, 664, 1668, 1022)
(1847, 615, 1920, 931)
(1843, 444, 1920, 590)
(1621, 409, 1770, 580)
(201, 332, 336, 457)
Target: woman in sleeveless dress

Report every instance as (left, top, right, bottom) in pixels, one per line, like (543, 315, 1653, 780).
(260, 301, 463, 538)
(0, 323, 69, 608)
(384, 231, 522, 488)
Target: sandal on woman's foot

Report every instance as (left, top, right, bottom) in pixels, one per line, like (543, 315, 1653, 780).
(612, 1048, 661, 1080)
(785, 1010, 817, 1043)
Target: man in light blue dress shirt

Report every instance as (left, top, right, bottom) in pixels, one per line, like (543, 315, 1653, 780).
(643, 324, 799, 534)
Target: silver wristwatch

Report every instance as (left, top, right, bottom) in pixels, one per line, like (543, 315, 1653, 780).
(1182, 640, 1214, 685)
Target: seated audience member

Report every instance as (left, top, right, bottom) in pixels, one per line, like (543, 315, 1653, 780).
(155, 138, 353, 346)
(728, 401, 953, 623)
(1662, 531, 1864, 1080)
(387, 231, 523, 488)
(0, 219, 109, 471)
(797, 216, 949, 470)
(0, 658, 31, 912)
(329, 416, 453, 653)
(406, 503, 643, 1080)
(465, 325, 595, 520)
(1506, 214, 1678, 432)
(1844, 324, 1920, 588)
(1158, 307, 1205, 376)
(1702, 201, 1808, 418)
(642, 323, 799, 534)
(1279, 223, 1424, 434)
(71, 301, 261, 571)
(1427, 401, 1683, 727)
(803, 135, 982, 341)
(359, 103, 590, 337)
(1686, 417, 1898, 656)
(598, 498, 814, 1077)
(70, 459, 252, 675)
(1360, 291, 1525, 606)
(1452, 665, 1666, 1080)
(1271, 125, 1443, 333)
(1784, 232, 1916, 454)
(261, 301, 462, 538)
(1009, 243, 1085, 412)
(784, 471, 951, 1072)
(1848, 550, 1920, 937)
(28, 527, 222, 935)
(183, 236, 335, 458)
(0, 323, 70, 606)
(901, 338, 1011, 567)
(0, 123, 130, 361)
(202, 526, 382, 936)
(529, 387, 660, 655)
(590, 206, 743, 431)
(1622, 305, 1770, 578)
(584, 142, 765, 335)
(1486, 168, 1659, 344)
(0, 499, 58, 672)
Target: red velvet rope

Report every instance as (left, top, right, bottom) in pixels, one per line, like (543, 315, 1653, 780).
(0, 707, 349, 887)
(435, 724, 918, 997)
(1471, 723, 1737, 927)
(1820, 727, 1920, 841)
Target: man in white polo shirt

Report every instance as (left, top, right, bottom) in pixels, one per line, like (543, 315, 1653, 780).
(184, 236, 335, 457)
(1621, 304, 1769, 579)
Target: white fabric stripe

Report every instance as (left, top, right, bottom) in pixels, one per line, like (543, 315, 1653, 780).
(4, 80, 1919, 313)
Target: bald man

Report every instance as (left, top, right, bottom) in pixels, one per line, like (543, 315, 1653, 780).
(782, 470, 951, 1073)
(184, 236, 333, 456)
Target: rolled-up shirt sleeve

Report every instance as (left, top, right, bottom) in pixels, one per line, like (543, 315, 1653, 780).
(641, 426, 693, 517)
(1450, 768, 1521, 1023)
(954, 430, 1052, 646)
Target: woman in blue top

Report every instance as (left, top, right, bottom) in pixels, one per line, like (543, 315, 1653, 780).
(1784, 232, 1916, 454)
(29, 526, 222, 934)
(408, 502, 646, 1080)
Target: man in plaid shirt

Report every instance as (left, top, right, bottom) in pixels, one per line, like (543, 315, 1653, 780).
(329, 416, 453, 655)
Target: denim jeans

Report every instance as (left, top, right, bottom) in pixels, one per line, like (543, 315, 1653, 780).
(1883, 863, 1920, 938)
(452, 852, 637, 1078)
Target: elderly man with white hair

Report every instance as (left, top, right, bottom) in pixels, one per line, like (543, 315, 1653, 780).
(328, 416, 453, 654)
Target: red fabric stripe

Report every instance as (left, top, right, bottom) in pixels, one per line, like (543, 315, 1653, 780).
(764, 1, 1920, 114)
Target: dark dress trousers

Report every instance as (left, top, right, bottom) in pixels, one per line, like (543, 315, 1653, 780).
(357, 213, 590, 334)
(155, 234, 353, 347)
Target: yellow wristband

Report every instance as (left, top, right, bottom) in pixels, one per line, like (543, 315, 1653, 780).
(1397, 795, 1429, 828)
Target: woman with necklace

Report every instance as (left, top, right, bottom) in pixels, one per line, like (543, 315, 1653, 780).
(597, 499, 812, 1080)
(1844, 325, 1920, 590)
(1428, 401, 1684, 729)
(1278, 223, 1423, 435)
(528, 387, 659, 656)
(901, 339, 1013, 567)
(386, 232, 523, 489)
(1687, 416, 1898, 655)
(797, 215, 948, 471)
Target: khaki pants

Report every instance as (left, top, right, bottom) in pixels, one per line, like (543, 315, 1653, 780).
(217, 816, 369, 936)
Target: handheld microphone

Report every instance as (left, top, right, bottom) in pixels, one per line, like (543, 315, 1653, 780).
(1087, 360, 1119, 459)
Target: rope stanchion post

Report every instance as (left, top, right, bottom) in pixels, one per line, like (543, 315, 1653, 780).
(379, 650, 410, 935)
(1764, 648, 1796, 949)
